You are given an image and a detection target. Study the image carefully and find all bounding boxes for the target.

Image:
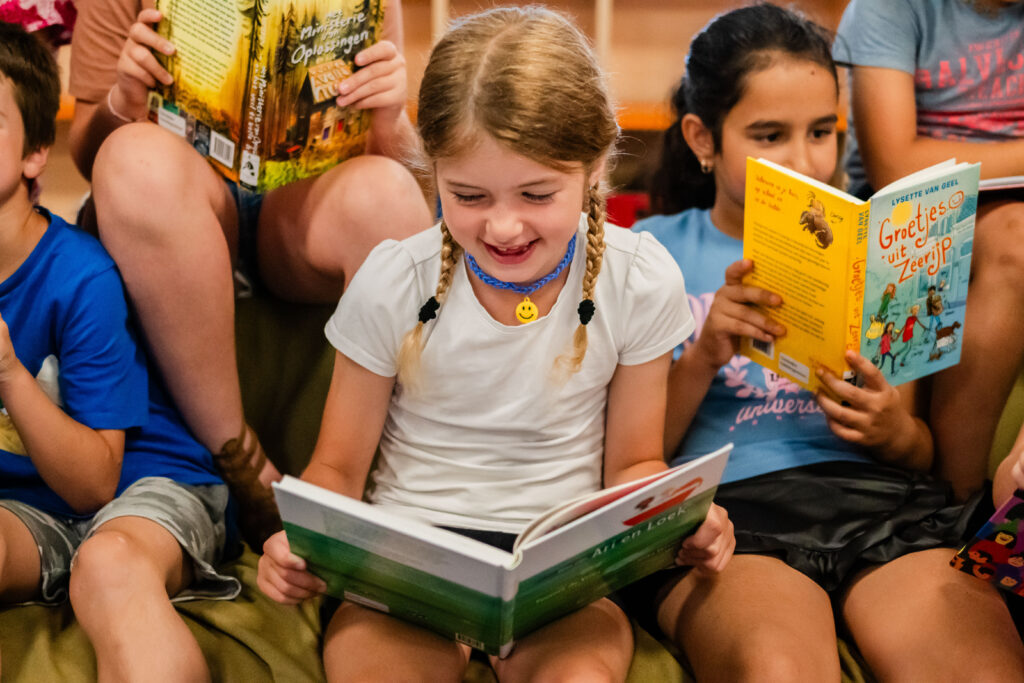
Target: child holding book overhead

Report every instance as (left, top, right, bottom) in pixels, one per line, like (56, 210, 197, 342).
(256, 7, 733, 679)
(833, 0, 1024, 502)
(632, 5, 1024, 679)
(0, 22, 238, 679)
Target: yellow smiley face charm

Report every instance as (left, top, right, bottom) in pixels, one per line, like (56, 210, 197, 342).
(515, 297, 539, 324)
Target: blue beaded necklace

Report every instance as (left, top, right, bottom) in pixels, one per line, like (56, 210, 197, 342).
(464, 235, 576, 324)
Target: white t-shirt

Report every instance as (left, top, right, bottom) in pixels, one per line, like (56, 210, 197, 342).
(325, 216, 694, 533)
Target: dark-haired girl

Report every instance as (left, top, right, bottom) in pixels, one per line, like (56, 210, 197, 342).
(633, 4, 1024, 679)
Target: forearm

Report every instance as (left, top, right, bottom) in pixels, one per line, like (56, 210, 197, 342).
(605, 457, 667, 489)
(0, 364, 122, 513)
(864, 135, 1024, 188)
(366, 109, 417, 160)
(301, 449, 370, 500)
(664, 348, 719, 457)
(873, 413, 934, 472)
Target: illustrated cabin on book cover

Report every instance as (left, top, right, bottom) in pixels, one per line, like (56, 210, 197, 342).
(149, 0, 383, 193)
(741, 158, 979, 394)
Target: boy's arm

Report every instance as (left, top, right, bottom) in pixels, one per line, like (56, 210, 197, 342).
(602, 353, 672, 488)
(300, 351, 394, 499)
(851, 66, 1024, 187)
(0, 316, 123, 514)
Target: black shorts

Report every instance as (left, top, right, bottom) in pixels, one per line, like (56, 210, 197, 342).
(621, 460, 980, 635)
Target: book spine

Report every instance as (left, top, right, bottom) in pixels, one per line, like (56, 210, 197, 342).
(844, 203, 871, 380)
(498, 568, 518, 658)
(237, 0, 271, 189)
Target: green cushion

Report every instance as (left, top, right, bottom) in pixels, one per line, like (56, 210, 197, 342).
(0, 547, 324, 682)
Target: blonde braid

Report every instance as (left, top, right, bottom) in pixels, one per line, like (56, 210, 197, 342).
(397, 222, 462, 388)
(556, 185, 606, 376)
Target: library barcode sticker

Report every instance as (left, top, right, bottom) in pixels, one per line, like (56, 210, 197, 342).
(156, 107, 186, 137)
(750, 337, 774, 359)
(209, 131, 236, 168)
(778, 354, 810, 384)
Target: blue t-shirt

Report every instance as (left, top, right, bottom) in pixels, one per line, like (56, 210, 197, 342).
(0, 211, 221, 518)
(634, 209, 872, 484)
(834, 0, 1024, 197)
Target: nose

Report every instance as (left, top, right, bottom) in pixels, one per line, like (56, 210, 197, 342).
(785, 140, 815, 178)
(485, 206, 524, 245)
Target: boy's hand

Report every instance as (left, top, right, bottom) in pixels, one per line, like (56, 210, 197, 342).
(815, 350, 911, 449)
(675, 503, 734, 575)
(256, 530, 328, 604)
(336, 40, 407, 126)
(691, 260, 785, 370)
(0, 312, 20, 386)
(111, 8, 174, 120)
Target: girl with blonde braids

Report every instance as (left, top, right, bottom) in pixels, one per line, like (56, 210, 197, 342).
(257, 7, 732, 680)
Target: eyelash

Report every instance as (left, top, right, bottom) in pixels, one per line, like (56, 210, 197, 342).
(450, 192, 555, 204)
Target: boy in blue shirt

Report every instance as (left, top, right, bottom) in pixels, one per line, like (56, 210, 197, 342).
(0, 22, 238, 679)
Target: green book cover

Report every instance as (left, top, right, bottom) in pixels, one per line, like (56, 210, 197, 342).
(149, 0, 382, 192)
(274, 443, 732, 657)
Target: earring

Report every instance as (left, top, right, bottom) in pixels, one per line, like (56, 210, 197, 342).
(700, 159, 713, 174)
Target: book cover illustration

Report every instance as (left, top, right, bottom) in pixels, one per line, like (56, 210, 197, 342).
(150, 0, 383, 192)
(953, 489, 1024, 595)
(273, 444, 731, 656)
(859, 170, 978, 385)
(741, 158, 979, 393)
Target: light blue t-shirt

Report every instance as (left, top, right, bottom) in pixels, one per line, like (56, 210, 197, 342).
(834, 0, 1024, 197)
(0, 211, 222, 518)
(634, 209, 872, 484)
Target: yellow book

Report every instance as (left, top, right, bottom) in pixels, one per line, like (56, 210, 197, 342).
(148, 0, 384, 193)
(741, 157, 980, 393)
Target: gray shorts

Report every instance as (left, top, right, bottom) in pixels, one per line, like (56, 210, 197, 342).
(0, 477, 241, 605)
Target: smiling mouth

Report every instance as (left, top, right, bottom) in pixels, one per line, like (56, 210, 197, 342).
(485, 240, 537, 265)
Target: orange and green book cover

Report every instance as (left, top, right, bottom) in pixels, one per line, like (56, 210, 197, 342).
(273, 444, 731, 657)
(148, 0, 383, 192)
(741, 158, 980, 394)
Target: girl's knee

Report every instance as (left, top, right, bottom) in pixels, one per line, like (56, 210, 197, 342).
(976, 201, 1024, 275)
(322, 154, 429, 226)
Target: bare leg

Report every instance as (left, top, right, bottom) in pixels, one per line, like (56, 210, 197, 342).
(69, 516, 206, 682)
(0, 507, 42, 602)
(842, 547, 1024, 681)
(490, 597, 633, 683)
(932, 200, 1024, 499)
(322, 602, 469, 683)
(92, 124, 244, 455)
(658, 554, 840, 682)
(257, 154, 433, 302)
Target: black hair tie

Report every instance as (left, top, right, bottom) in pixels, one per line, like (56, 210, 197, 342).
(418, 296, 440, 324)
(577, 299, 596, 326)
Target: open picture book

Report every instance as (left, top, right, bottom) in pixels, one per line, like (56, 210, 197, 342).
(741, 157, 980, 394)
(148, 0, 382, 193)
(273, 443, 732, 657)
(953, 489, 1024, 596)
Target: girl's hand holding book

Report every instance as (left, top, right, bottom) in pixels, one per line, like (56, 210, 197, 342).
(256, 530, 328, 605)
(675, 503, 735, 576)
(336, 40, 406, 123)
(111, 8, 174, 122)
(815, 351, 929, 471)
(692, 259, 785, 371)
